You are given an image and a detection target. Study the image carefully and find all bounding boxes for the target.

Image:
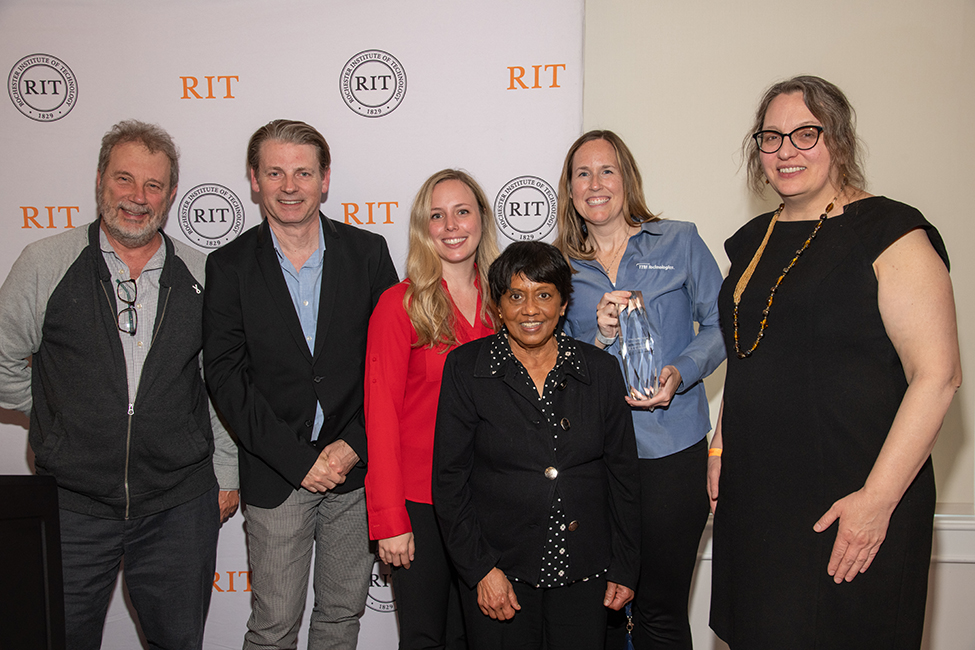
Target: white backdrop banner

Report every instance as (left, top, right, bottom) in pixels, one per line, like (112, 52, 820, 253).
(0, 1, 584, 648)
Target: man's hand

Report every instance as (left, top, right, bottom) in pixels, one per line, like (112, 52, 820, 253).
(300, 449, 344, 493)
(218, 489, 239, 523)
(322, 439, 360, 477)
(300, 440, 360, 493)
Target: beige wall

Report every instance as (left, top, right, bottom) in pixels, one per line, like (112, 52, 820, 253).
(583, 0, 975, 509)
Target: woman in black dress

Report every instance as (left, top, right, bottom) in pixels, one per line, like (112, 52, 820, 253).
(707, 75, 961, 649)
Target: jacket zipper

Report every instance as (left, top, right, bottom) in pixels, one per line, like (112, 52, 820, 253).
(124, 286, 171, 518)
(124, 402, 133, 519)
(98, 279, 133, 518)
(116, 280, 172, 521)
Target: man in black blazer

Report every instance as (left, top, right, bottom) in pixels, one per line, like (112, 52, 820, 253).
(203, 120, 398, 649)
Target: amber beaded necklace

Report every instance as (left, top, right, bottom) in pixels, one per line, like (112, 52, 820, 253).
(732, 197, 836, 359)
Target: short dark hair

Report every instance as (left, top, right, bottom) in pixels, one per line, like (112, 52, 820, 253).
(489, 241, 572, 307)
(247, 119, 331, 174)
(97, 120, 179, 190)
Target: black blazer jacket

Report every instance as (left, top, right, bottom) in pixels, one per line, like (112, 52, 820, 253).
(432, 332, 641, 591)
(203, 213, 398, 508)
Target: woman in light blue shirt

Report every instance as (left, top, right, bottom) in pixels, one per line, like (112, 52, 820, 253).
(554, 130, 725, 649)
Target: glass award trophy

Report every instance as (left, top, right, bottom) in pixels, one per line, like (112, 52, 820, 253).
(618, 290, 660, 400)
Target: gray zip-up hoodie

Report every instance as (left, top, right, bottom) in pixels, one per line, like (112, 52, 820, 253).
(0, 220, 237, 519)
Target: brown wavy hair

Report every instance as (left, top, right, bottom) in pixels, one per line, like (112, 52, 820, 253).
(744, 75, 866, 195)
(554, 130, 658, 261)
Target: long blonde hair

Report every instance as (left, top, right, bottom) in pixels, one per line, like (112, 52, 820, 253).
(405, 170, 500, 349)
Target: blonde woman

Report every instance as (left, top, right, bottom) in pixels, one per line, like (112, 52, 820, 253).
(365, 169, 499, 649)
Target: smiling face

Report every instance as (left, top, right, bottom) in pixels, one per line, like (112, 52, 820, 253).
(250, 139, 330, 229)
(760, 92, 839, 210)
(499, 273, 566, 355)
(428, 179, 483, 268)
(97, 141, 176, 249)
(569, 138, 625, 228)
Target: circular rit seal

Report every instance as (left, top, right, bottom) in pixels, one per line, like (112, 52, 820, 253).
(494, 175, 558, 242)
(8, 53, 78, 122)
(339, 49, 407, 118)
(365, 560, 396, 613)
(178, 183, 246, 249)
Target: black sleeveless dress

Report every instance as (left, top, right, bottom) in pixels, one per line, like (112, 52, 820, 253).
(710, 197, 948, 649)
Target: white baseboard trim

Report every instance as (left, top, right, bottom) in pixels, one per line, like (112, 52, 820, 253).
(932, 514, 975, 564)
(697, 514, 975, 564)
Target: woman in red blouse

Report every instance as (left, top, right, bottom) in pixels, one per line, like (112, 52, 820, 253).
(365, 169, 500, 648)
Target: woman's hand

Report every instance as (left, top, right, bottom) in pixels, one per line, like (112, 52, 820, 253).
(707, 401, 723, 514)
(813, 488, 895, 583)
(594, 290, 631, 348)
(603, 582, 634, 611)
(378, 532, 415, 569)
(625, 365, 681, 410)
(476, 567, 521, 620)
(707, 456, 721, 514)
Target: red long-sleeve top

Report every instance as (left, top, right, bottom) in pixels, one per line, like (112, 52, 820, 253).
(364, 279, 494, 541)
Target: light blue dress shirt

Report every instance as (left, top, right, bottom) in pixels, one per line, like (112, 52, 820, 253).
(563, 220, 725, 458)
(270, 223, 326, 441)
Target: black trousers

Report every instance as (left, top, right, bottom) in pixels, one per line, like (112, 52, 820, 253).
(392, 500, 467, 649)
(630, 437, 710, 649)
(59, 485, 220, 650)
(462, 574, 608, 650)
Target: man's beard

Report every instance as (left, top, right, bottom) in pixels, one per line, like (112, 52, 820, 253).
(98, 191, 168, 249)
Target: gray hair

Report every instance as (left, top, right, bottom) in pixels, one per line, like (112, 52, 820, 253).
(97, 120, 179, 190)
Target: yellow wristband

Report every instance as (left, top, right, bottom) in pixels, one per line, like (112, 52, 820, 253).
(708, 448, 723, 458)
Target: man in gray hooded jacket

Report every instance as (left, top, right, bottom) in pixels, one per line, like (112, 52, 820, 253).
(0, 120, 238, 650)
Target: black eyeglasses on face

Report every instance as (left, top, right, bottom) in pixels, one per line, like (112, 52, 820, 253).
(116, 279, 137, 336)
(752, 125, 824, 154)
